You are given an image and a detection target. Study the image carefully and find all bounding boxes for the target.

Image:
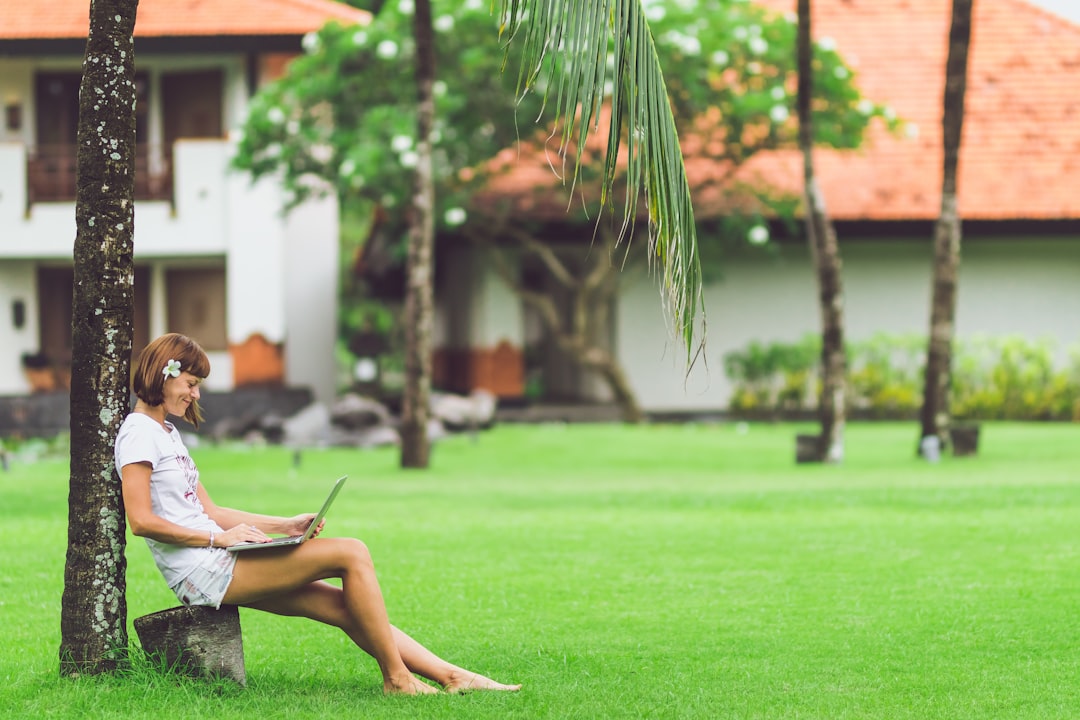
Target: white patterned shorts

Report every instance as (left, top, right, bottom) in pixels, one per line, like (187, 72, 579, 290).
(171, 549, 238, 609)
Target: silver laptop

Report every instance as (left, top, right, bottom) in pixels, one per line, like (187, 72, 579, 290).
(227, 475, 347, 552)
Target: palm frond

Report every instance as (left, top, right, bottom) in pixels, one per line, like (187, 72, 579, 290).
(499, 0, 704, 358)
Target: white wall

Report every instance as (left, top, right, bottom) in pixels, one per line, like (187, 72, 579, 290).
(472, 247, 522, 348)
(0, 60, 33, 147)
(0, 260, 39, 394)
(283, 190, 340, 403)
(618, 236, 1080, 413)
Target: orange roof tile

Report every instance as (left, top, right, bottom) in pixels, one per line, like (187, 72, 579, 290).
(481, 0, 1080, 222)
(0, 0, 368, 40)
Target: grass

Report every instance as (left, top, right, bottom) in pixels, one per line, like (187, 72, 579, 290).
(2, 421, 1079, 719)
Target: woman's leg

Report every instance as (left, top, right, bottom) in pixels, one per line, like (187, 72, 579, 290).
(222, 537, 433, 695)
(223, 538, 520, 692)
(245, 579, 520, 692)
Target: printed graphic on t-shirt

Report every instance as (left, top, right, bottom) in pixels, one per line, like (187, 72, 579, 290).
(177, 452, 203, 509)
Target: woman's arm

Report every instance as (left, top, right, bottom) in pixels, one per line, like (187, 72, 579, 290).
(197, 484, 318, 538)
(121, 461, 221, 547)
(120, 462, 283, 547)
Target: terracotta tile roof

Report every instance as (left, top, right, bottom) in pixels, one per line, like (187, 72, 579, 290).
(0, 0, 369, 40)
(480, 0, 1080, 222)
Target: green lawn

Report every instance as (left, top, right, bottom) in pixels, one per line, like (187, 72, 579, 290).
(2, 422, 1079, 719)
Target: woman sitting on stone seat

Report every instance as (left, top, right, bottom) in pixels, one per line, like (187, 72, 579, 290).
(115, 332, 520, 696)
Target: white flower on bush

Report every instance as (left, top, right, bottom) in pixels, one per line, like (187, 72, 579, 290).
(464, 0, 483, 9)
(771, 86, 786, 100)
(834, 66, 850, 80)
(434, 15, 454, 32)
(310, 143, 333, 164)
(769, 105, 789, 124)
(286, 120, 300, 135)
(339, 159, 356, 178)
(399, 151, 418, 168)
(663, 31, 700, 56)
(391, 135, 413, 153)
(267, 106, 286, 125)
(376, 40, 398, 59)
(749, 37, 768, 55)
(398, 0, 414, 13)
(747, 224, 770, 246)
(302, 32, 320, 54)
(711, 50, 730, 66)
(857, 99, 875, 115)
(444, 207, 467, 226)
(352, 31, 368, 47)
(818, 36, 837, 51)
(433, 80, 448, 97)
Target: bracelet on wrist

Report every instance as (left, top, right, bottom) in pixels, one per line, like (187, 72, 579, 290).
(208, 531, 215, 548)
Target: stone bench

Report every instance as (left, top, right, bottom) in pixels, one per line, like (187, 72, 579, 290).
(133, 605, 246, 686)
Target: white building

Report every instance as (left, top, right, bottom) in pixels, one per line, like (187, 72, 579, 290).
(0, 0, 368, 403)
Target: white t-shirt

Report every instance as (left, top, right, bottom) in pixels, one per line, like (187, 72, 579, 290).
(114, 412, 224, 588)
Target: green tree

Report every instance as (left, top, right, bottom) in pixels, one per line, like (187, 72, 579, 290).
(60, 0, 138, 676)
(232, 0, 896, 422)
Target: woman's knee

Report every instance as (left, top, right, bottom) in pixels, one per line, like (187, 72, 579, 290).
(333, 537, 374, 572)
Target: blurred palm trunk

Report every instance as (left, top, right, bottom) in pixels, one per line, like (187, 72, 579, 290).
(797, 0, 846, 463)
(920, 0, 973, 456)
(400, 0, 436, 468)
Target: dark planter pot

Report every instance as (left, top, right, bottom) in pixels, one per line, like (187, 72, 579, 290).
(795, 433, 822, 464)
(950, 424, 981, 457)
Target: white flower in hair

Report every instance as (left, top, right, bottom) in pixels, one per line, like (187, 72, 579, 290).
(163, 359, 182, 378)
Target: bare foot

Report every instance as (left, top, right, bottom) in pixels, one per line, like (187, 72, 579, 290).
(384, 673, 439, 695)
(443, 669, 522, 694)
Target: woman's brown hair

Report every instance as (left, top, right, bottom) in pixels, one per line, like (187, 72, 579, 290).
(132, 333, 211, 428)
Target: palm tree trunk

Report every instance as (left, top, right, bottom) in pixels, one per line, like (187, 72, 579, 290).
(797, 0, 846, 463)
(60, 0, 138, 676)
(400, 0, 436, 468)
(920, 0, 973, 456)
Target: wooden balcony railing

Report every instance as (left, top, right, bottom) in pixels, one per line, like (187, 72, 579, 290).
(26, 143, 174, 204)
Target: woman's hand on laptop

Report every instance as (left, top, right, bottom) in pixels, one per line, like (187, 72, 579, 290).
(285, 513, 322, 538)
(218, 523, 272, 547)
